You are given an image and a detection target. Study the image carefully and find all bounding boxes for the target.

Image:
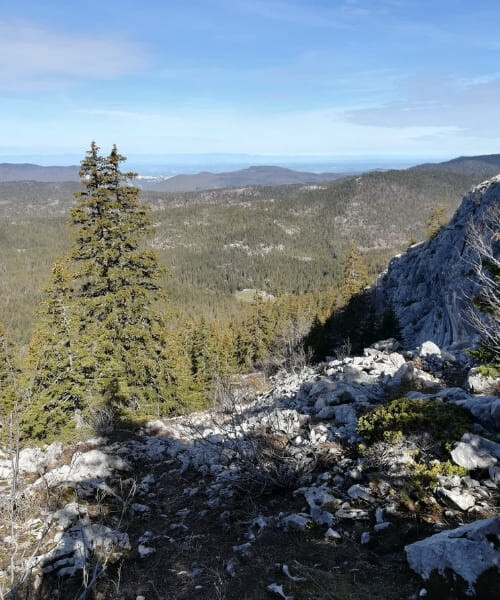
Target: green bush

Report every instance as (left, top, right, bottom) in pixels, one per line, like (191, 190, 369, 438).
(411, 460, 467, 487)
(358, 398, 473, 454)
(477, 364, 499, 378)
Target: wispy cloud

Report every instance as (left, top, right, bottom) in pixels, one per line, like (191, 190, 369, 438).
(0, 20, 147, 91)
(345, 74, 500, 136)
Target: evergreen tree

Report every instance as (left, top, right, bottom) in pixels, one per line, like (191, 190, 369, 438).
(68, 143, 169, 418)
(0, 323, 10, 398)
(342, 243, 369, 301)
(426, 202, 446, 239)
(23, 259, 81, 440)
(378, 304, 402, 341)
(0, 323, 16, 417)
(163, 325, 206, 414)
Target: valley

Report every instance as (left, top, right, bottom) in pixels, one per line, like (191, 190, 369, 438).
(0, 164, 489, 345)
(0, 155, 499, 600)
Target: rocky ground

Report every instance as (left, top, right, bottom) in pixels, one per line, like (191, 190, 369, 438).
(1, 339, 499, 600)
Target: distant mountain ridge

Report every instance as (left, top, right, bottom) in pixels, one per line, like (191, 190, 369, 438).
(2, 153, 500, 191)
(412, 154, 500, 177)
(0, 162, 344, 188)
(137, 165, 345, 191)
(0, 163, 80, 182)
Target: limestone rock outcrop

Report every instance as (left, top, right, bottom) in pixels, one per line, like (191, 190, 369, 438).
(373, 175, 500, 350)
(405, 516, 500, 596)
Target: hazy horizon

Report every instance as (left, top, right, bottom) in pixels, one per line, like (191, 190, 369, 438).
(0, 152, 451, 176)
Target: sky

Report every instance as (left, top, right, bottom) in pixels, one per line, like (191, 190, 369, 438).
(1, 0, 499, 165)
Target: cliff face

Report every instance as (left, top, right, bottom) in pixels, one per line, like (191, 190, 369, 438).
(373, 175, 500, 350)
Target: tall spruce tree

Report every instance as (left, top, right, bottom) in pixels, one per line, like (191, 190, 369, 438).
(0, 323, 16, 418)
(342, 243, 369, 301)
(69, 143, 169, 417)
(0, 323, 10, 399)
(23, 259, 81, 440)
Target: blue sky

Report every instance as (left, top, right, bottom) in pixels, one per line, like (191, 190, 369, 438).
(1, 0, 499, 163)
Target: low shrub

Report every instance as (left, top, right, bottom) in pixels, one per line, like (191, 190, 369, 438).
(358, 398, 473, 455)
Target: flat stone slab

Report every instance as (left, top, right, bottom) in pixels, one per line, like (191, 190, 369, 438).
(405, 516, 500, 595)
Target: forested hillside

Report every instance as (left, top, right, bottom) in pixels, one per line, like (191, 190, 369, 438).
(1, 146, 498, 600)
(413, 154, 500, 176)
(0, 168, 486, 345)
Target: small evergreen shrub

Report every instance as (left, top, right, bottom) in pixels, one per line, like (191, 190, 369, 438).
(358, 398, 473, 455)
(411, 460, 467, 488)
(476, 364, 499, 378)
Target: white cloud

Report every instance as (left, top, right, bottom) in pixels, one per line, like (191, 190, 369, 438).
(0, 20, 147, 90)
(345, 74, 500, 137)
(33, 104, 460, 155)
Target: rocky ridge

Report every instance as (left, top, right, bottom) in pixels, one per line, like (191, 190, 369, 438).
(1, 339, 498, 599)
(373, 174, 500, 350)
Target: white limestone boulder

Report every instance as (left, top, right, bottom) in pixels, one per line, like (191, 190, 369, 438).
(467, 368, 499, 394)
(405, 516, 500, 596)
(451, 433, 500, 470)
(418, 341, 442, 358)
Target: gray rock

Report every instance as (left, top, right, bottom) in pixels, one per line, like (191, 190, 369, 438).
(324, 528, 342, 539)
(130, 503, 151, 515)
(388, 362, 415, 388)
(405, 516, 500, 595)
(310, 506, 334, 527)
(489, 464, 500, 484)
(296, 485, 335, 508)
(467, 368, 499, 394)
(316, 406, 337, 419)
(370, 339, 401, 352)
(71, 449, 131, 479)
(372, 176, 500, 349)
(282, 514, 311, 531)
(308, 378, 336, 398)
(335, 508, 370, 520)
(332, 404, 358, 429)
(388, 352, 406, 368)
(341, 366, 379, 385)
(138, 544, 156, 558)
(435, 487, 476, 511)
(451, 433, 500, 470)
(226, 558, 237, 577)
(347, 466, 364, 481)
(40, 523, 130, 576)
(50, 502, 87, 530)
(347, 484, 376, 504)
(448, 395, 500, 431)
(18, 447, 47, 474)
(266, 583, 294, 600)
(418, 341, 442, 357)
(45, 441, 63, 467)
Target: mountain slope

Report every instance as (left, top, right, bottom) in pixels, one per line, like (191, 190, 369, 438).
(413, 154, 500, 177)
(0, 169, 486, 344)
(0, 163, 79, 182)
(373, 174, 500, 349)
(136, 165, 344, 191)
